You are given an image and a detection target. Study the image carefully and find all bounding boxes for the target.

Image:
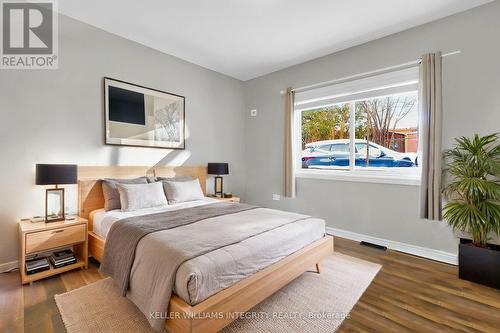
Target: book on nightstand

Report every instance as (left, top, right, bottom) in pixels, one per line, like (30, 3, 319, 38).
(26, 257, 50, 275)
(49, 249, 77, 268)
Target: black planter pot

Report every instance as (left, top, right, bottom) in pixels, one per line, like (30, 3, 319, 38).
(459, 239, 500, 289)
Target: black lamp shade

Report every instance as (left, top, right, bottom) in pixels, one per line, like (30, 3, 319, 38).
(207, 163, 229, 175)
(35, 164, 78, 185)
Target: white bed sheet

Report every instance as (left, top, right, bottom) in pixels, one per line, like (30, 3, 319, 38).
(92, 197, 219, 239)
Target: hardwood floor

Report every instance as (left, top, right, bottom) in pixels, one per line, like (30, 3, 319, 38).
(1, 237, 499, 333)
(0, 258, 105, 333)
(335, 238, 500, 333)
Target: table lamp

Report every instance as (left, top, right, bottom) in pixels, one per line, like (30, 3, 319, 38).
(35, 164, 77, 222)
(207, 163, 229, 198)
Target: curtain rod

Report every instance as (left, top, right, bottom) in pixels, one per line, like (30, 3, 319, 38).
(280, 50, 461, 95)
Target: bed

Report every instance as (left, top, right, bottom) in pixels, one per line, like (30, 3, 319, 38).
(78, 166, 334, 333)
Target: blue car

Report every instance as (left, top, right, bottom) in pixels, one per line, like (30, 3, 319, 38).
(305, 154, 415, 168)
(302, 140, 416, 168)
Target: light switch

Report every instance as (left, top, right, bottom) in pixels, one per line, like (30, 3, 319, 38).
(250, 109, 257, 117)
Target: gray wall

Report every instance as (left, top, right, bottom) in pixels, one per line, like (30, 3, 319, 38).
(0, 15, 246, 265)
(243, 1, 500, 255)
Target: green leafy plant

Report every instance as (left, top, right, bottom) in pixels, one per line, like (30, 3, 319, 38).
(443, 133, 500, 247)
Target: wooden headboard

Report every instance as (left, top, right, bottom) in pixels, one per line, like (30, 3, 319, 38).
(78, 166, 207, 219)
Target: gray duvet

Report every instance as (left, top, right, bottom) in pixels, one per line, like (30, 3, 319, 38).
(100, 202, 257, 296)
(173, 216, 325, 305)
(101, 203, 325, 332)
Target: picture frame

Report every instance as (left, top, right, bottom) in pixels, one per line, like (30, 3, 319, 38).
(104, 77, 185, 149)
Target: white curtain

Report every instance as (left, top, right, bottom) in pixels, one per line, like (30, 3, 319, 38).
(419, 52, 443, 220)
(284, 87, 296, 198)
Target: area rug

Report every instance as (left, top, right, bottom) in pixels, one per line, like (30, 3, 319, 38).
(55, 253, 381, 333)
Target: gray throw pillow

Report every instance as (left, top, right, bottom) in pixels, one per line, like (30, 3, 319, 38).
(163, 178, 205, 204)
(101, 177, 148, 211)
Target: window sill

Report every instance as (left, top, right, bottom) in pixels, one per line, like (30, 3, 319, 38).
(295, 169, 421, 186)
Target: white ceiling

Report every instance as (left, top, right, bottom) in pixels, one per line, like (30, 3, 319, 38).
(58, 0, 491, 81)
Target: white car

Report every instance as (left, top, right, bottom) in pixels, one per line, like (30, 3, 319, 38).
(301, 139, 418, 167)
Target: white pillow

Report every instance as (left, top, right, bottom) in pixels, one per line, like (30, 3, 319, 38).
(163, 178, 204, 204)
(116, 182, 168, 212)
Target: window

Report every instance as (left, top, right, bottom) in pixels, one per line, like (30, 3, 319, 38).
(295, 67, 420, 185)
(301, 103, 351, 169)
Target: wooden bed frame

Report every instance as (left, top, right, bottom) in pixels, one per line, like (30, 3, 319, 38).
(78, 165, 334, 333)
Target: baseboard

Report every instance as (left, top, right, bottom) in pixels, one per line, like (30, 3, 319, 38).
(0, 260, 19, 273)
(327, 227, 458, 265)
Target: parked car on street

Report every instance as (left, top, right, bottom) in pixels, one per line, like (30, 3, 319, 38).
(301, 139, 417, 168)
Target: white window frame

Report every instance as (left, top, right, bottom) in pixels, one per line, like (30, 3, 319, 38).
(294, 69, 421, 186)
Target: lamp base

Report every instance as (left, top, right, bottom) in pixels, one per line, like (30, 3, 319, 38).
(45, 187, 65, 223)
(45, 215, 65, 223)
(214, 176, 223, 198)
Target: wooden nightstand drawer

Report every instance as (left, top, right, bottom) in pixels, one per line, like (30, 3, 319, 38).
(25, 224, 86, 254)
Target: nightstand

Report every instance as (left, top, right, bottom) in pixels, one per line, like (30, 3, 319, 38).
(19, 217, 88, 284)
(208, 195, 241, 203)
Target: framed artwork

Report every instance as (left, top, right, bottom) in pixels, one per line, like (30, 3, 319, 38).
(104, 77, 185, 149)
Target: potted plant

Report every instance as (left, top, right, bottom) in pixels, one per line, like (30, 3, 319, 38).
(443, 133, 500, 289)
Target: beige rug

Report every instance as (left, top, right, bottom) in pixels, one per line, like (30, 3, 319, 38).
(55, 253, 380, 333)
